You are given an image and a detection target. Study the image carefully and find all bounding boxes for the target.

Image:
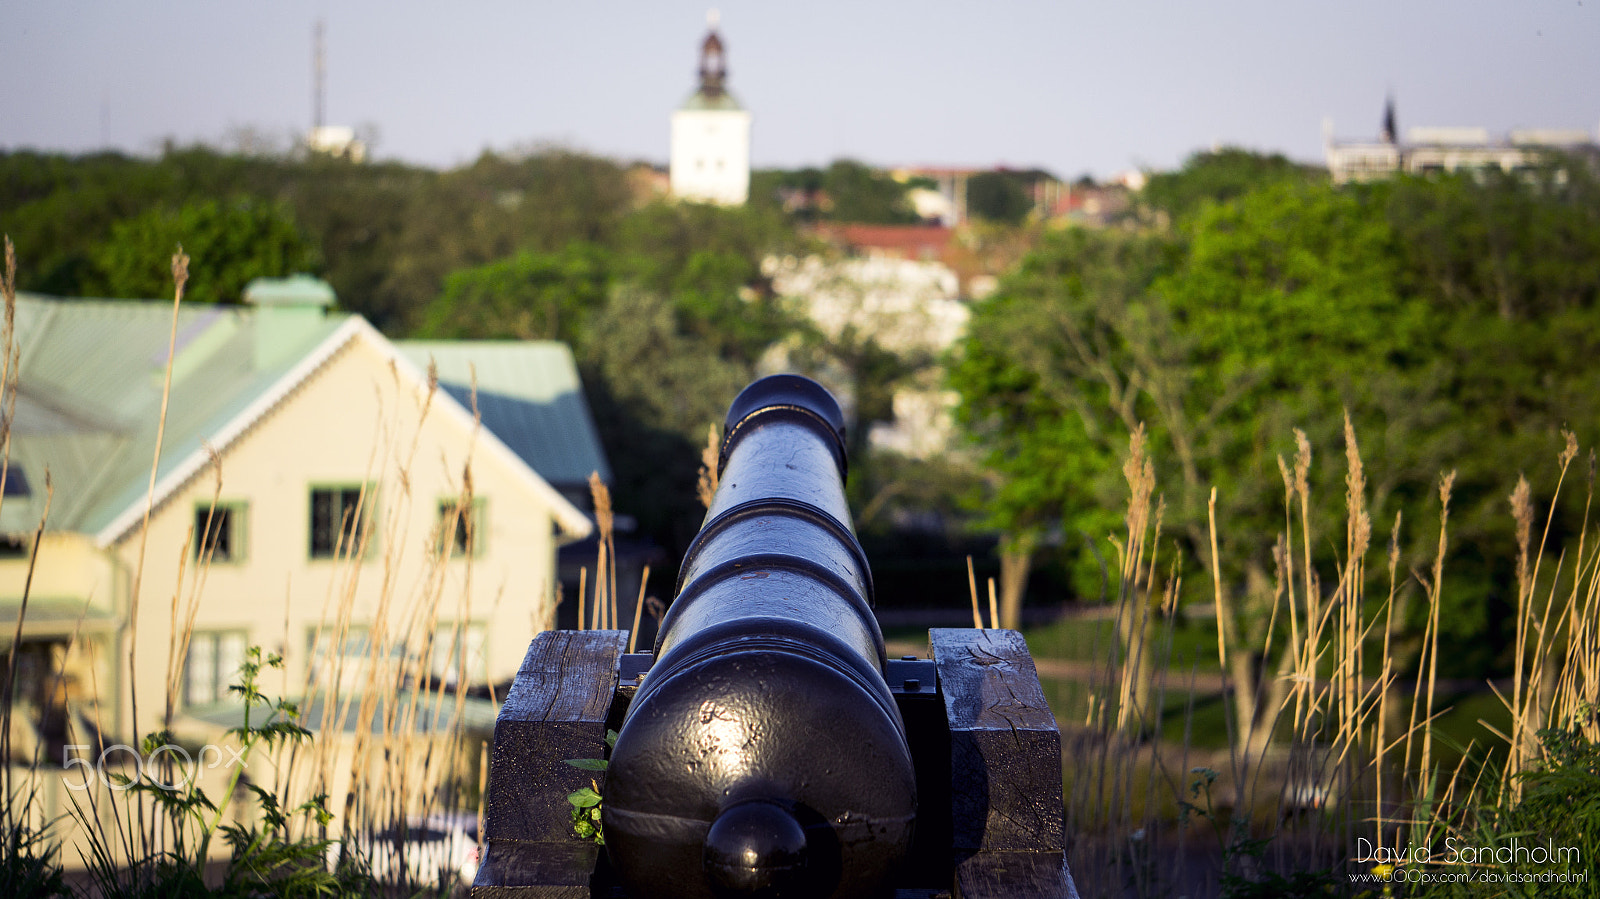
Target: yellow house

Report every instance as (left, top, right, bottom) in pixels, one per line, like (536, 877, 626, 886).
(1, 277, 600, 758)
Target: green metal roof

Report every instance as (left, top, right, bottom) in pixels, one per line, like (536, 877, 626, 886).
(6, 293, 351, 537)
(396, 341, 612, 491)
(679, 89, 744, 112)
(242, 274, 335, 307)
(0, 597, 118, 643)
(4, 293, 601, 543)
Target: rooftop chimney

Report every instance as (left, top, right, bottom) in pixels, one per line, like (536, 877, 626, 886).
(243, 275, 335, 369)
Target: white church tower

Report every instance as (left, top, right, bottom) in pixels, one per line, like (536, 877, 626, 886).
(669, 11, 751, 206)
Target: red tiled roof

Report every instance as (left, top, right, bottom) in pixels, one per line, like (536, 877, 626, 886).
(815, 224, 954, 258)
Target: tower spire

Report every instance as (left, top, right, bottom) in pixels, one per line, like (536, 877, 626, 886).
(698, 10, 726, 98)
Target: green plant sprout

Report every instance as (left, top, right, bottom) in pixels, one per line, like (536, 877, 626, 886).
(80, 645, 355, 896)
(1181, 767, 1339, 898)
(563, 730, 618, 845)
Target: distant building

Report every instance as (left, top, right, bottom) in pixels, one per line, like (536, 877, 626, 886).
(305, 24, 366, 162)
(890, 168, 979, 225)
(669, 12, 751, 206)
(892, 165, 1120, 226)
(305, 125, 367, 162)
(0, 277, 605, 753)
(818, 224, 956, 264)
(1325, 100, 1598, 183)
(765, 245, 971, 460)
(1043, 182, 1131, 227)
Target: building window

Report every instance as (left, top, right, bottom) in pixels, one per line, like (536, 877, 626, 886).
(2, 468, 31, 497)
(429, 623, 488, 685)
(310, 486, 373, 559)
(437, 498, 485, 558)
(195, 502, 247, 562)
(184, 631, 247, 707)
(306, 624, 396, 682)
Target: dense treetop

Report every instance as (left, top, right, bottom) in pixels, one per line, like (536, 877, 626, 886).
(952, 148, 1600, 673)
(9, 143, 1600, 659)
(0, 145, 806, 555)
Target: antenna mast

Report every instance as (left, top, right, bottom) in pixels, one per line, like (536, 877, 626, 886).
(313, 20, 326, 131)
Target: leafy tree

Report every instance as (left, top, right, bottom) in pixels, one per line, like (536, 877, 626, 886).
(819, 160, 918, 224)
(748, 167, 823, 218)
(578, 286, 756, 552)
(413, 196, 800, 555)
(954, 158, 1600, 689)
(375, 149, 633, 332)
(0, 145, 633, 330)
(88, 198, 319, 302)
(1139, 147, 1322, 223)
(276, 156, 428, 331)
(415, 243, 613, 344)
(2, 150, 189, 294)
(966, 171, 1033, 224)
(949, 226, 1178, 622)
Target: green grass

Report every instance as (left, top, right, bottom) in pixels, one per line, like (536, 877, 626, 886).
(1423, 688, 1516, 771)
(1022, 614, 1517, 764)
(1021, 608, 1226, 672)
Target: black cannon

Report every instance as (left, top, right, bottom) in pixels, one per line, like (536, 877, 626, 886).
(604, 375, 915, 898)
(475, 375, 1076, 898)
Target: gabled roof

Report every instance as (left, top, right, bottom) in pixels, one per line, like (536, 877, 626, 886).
(395, 341, 612, 492)
(4, 294, 592, 546)
(4, 296, 349, 537)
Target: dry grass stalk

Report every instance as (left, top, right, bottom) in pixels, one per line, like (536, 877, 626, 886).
(697, 423, 720, 510)
(1417, 471, 1453, 797)
(0, 237, 24, 776)
(965, 556, 981, 629)
(0, 244, 500, 887)
(1293, 429, 1314, 623)
(590, 472, 616, 631)
(1, 473, 52, 778)
(628, 565, 651, 653)
(123, 249, 188, 739)
(1068, 414, 1568, 893)
(1374, 509, 1403, 843)
(163, 454, 220, 730)
(1114, 425, 1157, 734)
(1208, 489, 1227, 671)
(577, 566, 588, 632)
(1277, 455, 1302, 662)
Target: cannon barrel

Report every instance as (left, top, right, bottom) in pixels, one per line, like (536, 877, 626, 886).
(603, 375, 917, 899)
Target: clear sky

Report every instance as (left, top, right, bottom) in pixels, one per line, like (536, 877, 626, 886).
(4, 1, 1597, 179)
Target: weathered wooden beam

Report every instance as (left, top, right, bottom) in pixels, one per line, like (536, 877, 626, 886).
(931, 628, 1078, 898)
(954, 850, 1081, 899)
(474, 629, 627, 897)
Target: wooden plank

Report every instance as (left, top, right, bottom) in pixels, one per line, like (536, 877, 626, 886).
(475, 629, 626, 898)
(955, 850, 1081, 899)
(511, 628, 626, 722)
(931, 628, 1064, 853)
(484, 630, 625, 843)
(473, 841, 598, 898)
